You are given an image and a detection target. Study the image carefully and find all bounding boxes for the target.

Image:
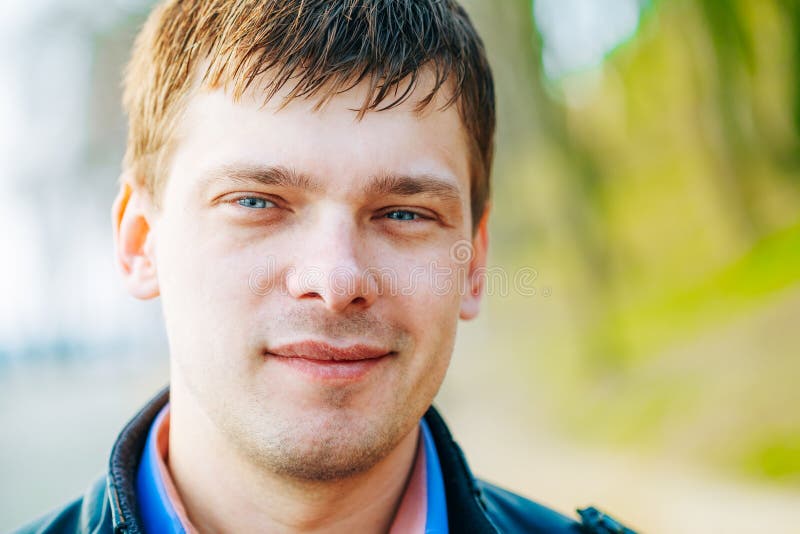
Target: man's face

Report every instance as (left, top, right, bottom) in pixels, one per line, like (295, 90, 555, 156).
(124, 77, 486, 480)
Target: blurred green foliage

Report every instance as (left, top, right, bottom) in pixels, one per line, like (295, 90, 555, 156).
(461, 0, 800, 484)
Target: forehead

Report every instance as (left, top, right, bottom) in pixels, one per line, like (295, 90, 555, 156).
(164, 71, 472, 201)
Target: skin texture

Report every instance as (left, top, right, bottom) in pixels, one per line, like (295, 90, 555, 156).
(112, 75, 489, 533)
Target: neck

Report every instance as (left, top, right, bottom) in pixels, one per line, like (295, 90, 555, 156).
(166, 383, 420, 534)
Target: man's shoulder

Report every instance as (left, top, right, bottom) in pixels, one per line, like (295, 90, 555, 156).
(12, 476, 113, 534)
(476, 478, 584, 533)
(424, 406, 636, 533)
(476, 478, 637, 534)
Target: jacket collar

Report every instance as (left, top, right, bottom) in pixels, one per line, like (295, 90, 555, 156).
(106, 386, 499, 534)
(107, 386, 170, 534)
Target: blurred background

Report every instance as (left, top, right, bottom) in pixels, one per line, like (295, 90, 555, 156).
(1, 0, 799, 532)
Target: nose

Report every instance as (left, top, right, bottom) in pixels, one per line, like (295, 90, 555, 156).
(285, 210, 378, 313)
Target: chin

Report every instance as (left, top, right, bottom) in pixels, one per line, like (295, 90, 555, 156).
(237, 410, 403, 482)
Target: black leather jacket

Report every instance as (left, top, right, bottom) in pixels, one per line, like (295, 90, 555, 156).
(14, 388, 635, 534)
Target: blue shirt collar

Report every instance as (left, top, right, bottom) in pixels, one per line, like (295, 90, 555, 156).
(136, 404, 448, 534)
(420, 416, 449, 534)
(135, 404, 186, 534)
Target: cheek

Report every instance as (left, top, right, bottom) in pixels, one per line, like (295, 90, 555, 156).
(155, 216, 266, 355)
(391, 254, 467, 309)
(159, 211, 266, 294)
(386, 257, 463, 352)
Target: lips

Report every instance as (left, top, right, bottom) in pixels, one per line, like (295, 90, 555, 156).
(264, 340, 393, 381)
(265, 340, 392, 361)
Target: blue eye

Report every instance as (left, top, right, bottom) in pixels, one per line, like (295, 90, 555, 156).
(385, 210, 420, 221)
(237, 197, 275, 209)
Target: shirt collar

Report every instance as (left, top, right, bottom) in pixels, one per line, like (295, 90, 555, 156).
(135, 404, 189, 534)
(420, 416, 449, 534)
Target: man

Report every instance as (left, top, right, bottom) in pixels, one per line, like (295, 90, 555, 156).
(19, 1, 634, 533)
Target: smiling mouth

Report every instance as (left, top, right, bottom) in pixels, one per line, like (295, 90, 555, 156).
(265, 340, 392, 361)
(264, 340, 394, 381)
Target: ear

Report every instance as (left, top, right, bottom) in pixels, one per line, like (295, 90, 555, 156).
(111, 174, 160, 299)
(459, 204, 490, 320)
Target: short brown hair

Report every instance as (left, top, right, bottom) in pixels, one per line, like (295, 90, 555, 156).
(123, 0, 495, 228)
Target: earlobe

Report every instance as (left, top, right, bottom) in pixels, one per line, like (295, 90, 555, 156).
(112, 176, 160, 300)
(459, 205, 490, 320)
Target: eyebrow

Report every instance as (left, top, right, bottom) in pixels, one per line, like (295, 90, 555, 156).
(199, 164, 321, 193)
(365, 172, 462, 202)
(199, 163, 462, 202)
